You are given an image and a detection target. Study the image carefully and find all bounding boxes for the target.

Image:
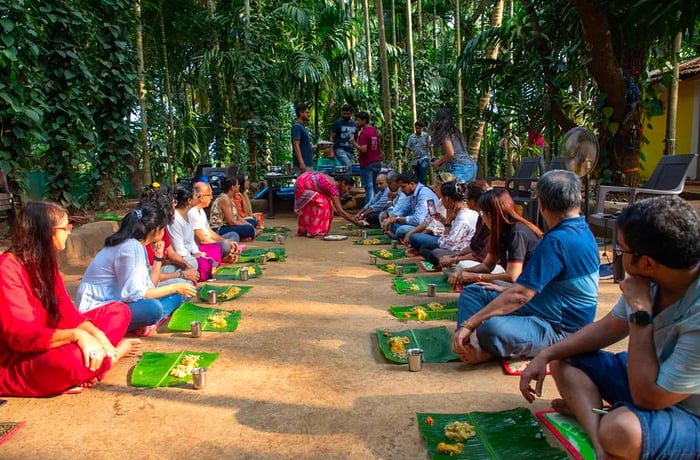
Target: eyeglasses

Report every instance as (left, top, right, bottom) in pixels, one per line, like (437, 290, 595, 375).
(54, 224, 73, 232)
(614, 245, 639, 257)
(200, 194, 212, 198)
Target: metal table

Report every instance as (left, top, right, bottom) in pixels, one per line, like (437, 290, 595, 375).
(264, 173, 298, 218)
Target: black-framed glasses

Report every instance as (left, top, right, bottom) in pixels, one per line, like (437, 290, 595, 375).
(54, 224, 73, 232)
(614, 245, 639, 257)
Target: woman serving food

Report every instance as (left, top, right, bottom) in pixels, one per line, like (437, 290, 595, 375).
(294, 172, 363, 237)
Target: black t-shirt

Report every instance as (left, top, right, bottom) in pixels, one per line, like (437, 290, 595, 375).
(499, 222, 541, 269)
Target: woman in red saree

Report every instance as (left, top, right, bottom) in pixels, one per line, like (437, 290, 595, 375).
(294, 172, 362, 237)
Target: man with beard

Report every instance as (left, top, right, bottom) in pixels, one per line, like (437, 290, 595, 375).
(291, 104, 313, 172)
(382, 172, 439, 241)
(350, 111, 382, 206)
(329, 104, 358, 167)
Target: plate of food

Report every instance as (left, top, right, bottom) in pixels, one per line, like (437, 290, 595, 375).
(323, 234, 348, 241)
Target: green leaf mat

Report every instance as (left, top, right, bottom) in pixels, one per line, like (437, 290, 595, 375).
(342, 227, 383, 236)
(255, 234, 276, 241)
(262, 226, 290, 233)
(131, 351, 219, 388)
(417, 407, 568, 460)
(394, 275, 456, 294)
(377, 263, 419, 275)
(390, 300, 458, 321)
(199, 284, 252, 301)
(369, 248, 407, 260)
(237, 247, 286, 262)
(418, 260, 442, 272)
(353, 235, 393, 245)
(168, 302, 242, 332)
(213, 264, 262, 280)
(376, 326, 459, 363)
(536, 410, 595, 460)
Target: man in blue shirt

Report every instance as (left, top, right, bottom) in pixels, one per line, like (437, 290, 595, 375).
(382, 172, 439, 241)
(520, 196, 700, 460)
(291, 104, 313, 172)
(329, 104, 358, 167)
(355, 173, 389, 227)
(453, 169, 599, 364)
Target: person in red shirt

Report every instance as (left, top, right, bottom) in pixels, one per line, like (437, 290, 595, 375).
(0, 201, 141, 396)
(350, 111, 382, 206)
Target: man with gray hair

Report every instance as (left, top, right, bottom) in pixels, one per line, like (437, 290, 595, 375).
(452, 170, 600, 365)
(355, 173, 389, 227)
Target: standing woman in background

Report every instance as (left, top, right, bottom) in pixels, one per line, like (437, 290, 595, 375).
(430, 108, 478, 183)
(0, 202, 140, 396)
(76, 204, 196, 334)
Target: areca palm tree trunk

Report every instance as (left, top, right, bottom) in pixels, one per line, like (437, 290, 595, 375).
(664, 18, 682, 156)
(406, 0, 417, 124)
(467, 0, 504, 160)
(135, 0, 151, 186)
(159, 0, 176, 186)
(362, 0, 372, 92)
(455, 0, 463, 133)
(375, 0, 394, 159)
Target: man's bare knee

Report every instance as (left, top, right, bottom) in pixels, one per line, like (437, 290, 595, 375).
(598, 408, 642, 459)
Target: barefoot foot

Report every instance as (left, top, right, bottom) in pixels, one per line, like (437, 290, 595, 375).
(551, 398, 573, 416)
(116, 338, 143, 360)
(457, 344, 494, 365)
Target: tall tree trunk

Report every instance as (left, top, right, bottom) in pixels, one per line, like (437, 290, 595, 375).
(664, 17, 682, 156)
(391, 0, 399, 110)
(362, 0, 373, 93)
(455, 0, 463, 133)
(159, 0, 176, 187)
(406, 0, 417, 125)
(467, 0, 504, 160)
(416, 0, 422, 46)
(375, 0, 393, 159)
(135, 0, 150, 187)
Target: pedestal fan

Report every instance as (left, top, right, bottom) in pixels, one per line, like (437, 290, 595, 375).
(561, 127, 599, 220)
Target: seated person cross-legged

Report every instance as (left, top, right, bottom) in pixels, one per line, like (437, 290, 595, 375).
(0, 202, 141, 397)
(210, 176, 257, 242)
(188, 181, 240, 263)
(520, 195, 700, 460)
(76, 205, 197, 334)
(403, 172, 455, 255)
(452, 170, 600, 365)
(447, 188, 542, 288)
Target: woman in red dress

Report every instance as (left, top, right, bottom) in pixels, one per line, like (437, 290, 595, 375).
(294, 172, 362, 237)
(0, 201, 141, 396)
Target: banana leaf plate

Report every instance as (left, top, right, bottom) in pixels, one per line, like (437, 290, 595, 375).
(417, 407, 567, 460)
(389, 300, 458, 321)
(254, 234, 276, 241)
(262, 226, 290, 233)
(377, 263, 419, 275)
(168, 302, 241, 332)
(237, 247, 286, 263)
(212, 264, 262, 280)
(418, 260, 442, 272)
(394, 275, 456, 294)
(369, 248, 407, 260)
(343, 228, 383, 236)
(353, 235, 393, 245)
(376, 326, 458, 363)
(199, 284, 252, 301)
(131, 351, 219, 388)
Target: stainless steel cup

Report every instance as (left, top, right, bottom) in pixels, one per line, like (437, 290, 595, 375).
(190, 321, 202, 338)
(395, 265, 404, 277)
(369, 255, 377, 265)
(407, 348, 423, 372)
(360, 230, 368, 240)
(427, 283, 436, 297)
(347, 223, 353, 231)
(392, 241, 398, 249)
(279, 235, 286, 245)
(207, 290, 217, 304)
(239, 268, 249, 281)
(191, 367, 207, 389)
(259, 254, 268, 265)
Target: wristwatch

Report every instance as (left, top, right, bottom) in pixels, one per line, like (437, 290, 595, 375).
(628, 311, 653, 326)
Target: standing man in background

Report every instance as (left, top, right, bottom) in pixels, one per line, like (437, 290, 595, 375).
(292, 104, 313, 173)
(350, 112, 382, 206)
(329, 104, 358, 167)
(404, 121, 432, 185)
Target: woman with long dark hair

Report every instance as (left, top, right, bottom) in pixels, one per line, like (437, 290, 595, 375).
(0, 202, 140, 396)
(76, 204, 196, 334)
(429, 108, 478, 183)
(210, 176, 257, 241)
(448, 188, 543, 286)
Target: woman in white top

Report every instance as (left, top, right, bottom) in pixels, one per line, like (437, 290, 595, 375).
(76, 205, 197, 334)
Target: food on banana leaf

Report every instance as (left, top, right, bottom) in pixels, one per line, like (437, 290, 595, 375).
(207, 311, 231, 328)
(169, 354, 201, 378)
(444, 421, 476, 441)
(437, 442, 464, 455)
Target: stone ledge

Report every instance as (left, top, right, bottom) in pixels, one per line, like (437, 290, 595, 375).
(59, 221, 118, 274)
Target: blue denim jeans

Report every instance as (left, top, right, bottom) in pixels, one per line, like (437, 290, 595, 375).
(127, 293, 187, 332)
(457, 284, 567, 358)
(447, 162, 477, 183)
(334, 149, 353, 167)
(360, 161, 381, 205)
(390, 223, 417, 241)
(408, 232, 439, 251)
(215, 224, 255, 240)
(413, 158, 430, 184)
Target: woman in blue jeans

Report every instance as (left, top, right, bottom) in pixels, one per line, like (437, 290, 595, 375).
(76, 204, 197, 334)
(210, 176, 257, 241)
(430, 108, 477, 183)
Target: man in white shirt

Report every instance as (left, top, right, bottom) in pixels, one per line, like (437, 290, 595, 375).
(187, 182, 239, 262)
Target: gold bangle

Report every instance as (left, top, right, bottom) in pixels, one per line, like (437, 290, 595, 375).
(460, 320, 476, 332)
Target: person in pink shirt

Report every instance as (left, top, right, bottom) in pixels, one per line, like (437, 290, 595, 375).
(350, 111, 382, 206)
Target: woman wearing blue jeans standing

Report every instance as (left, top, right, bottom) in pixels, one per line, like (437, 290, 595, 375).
(430, 108, 477, 183)
(76, 205, 196, 334)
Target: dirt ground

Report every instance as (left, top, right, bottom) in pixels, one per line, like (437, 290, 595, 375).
(0, 211, 625, 460)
